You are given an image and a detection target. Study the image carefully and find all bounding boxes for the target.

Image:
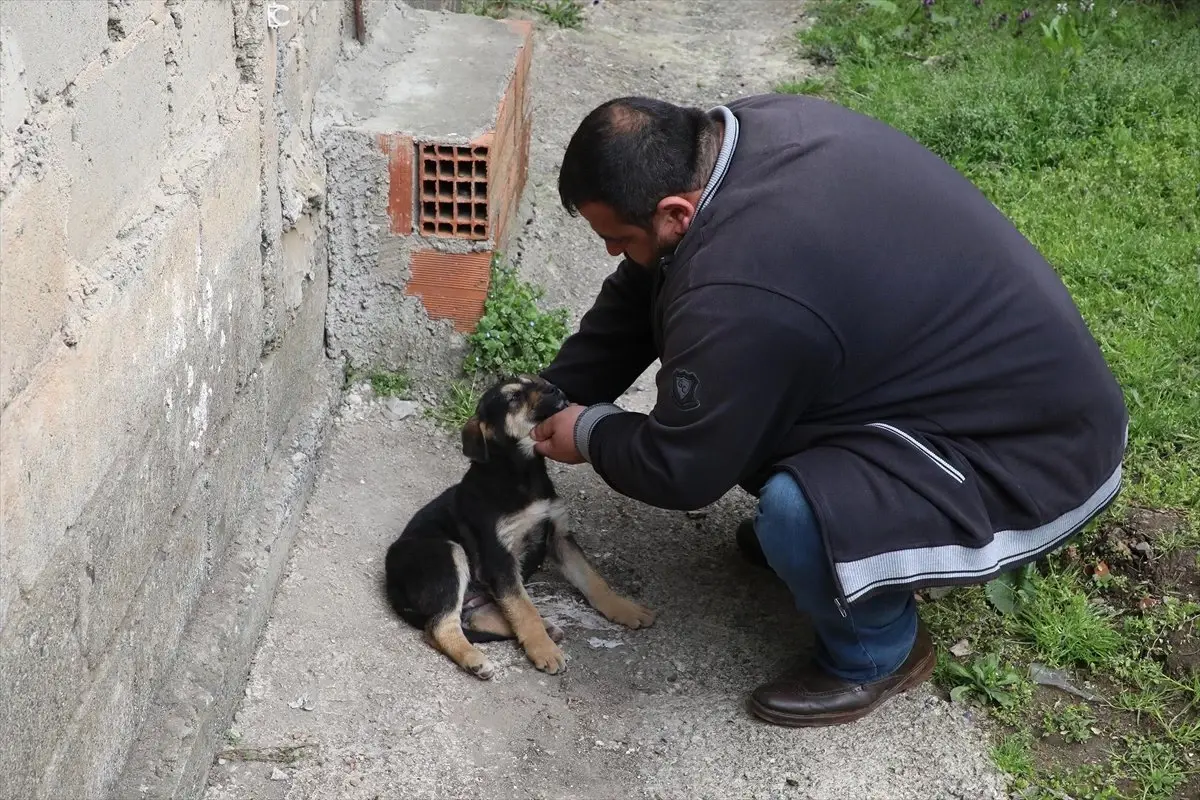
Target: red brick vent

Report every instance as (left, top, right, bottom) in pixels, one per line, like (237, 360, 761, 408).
(418, 143, 490, 240)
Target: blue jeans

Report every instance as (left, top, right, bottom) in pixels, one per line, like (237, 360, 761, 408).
(753, 471, 919, 683)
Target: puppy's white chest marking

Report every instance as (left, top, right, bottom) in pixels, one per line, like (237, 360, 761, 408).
(496, 499, 565, 555)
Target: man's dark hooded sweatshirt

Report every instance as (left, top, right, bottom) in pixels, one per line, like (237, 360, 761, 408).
(541, 94, 1129, 607)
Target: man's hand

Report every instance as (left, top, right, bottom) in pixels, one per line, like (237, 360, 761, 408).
(531, 404, 586, 464)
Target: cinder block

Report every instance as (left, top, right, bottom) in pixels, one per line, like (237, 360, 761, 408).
(264, 216, 330, 456)
(107, 0, 162, 41)
(71, 412, 202, 667)
(0, 0, 109, 102)
(65, 22, 169, 264)
(405, 249, 492, 333)
(1, 111, 263, 624)
(38, 393, 266, 800)
(183, 107, 266, 382)
(318, 4, 533, 351)
(0, 536, 90, 800)
(165, 0, 239, 137)
(0, 193, 193, 625)
(0, 162, 71, 408)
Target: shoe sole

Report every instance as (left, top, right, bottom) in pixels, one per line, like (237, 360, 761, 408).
(747, 645, 936, 728)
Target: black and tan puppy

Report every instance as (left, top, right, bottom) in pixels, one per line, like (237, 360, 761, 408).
(384, 374, 655, 679)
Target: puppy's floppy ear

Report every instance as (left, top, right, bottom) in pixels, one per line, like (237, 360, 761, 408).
(461, 417, 490, 463)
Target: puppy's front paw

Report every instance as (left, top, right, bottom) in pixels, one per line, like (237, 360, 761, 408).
(602, 596, 657, 630)
(524, 637, 567, 674)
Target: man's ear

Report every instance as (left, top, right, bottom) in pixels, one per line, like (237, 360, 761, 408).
(655, 195, 696, 237)
(461, 417, 490, 463)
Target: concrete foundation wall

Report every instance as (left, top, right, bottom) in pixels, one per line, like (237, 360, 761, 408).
(315, 4, 533, 378)
(0, 1, 391, 796)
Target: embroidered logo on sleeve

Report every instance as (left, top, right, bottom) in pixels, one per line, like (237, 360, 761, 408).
(672, 369, 701, 410)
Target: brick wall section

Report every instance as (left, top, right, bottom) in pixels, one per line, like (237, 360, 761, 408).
(490, 18, 534, 249)
(406, 250, 494, 332)
(0, 1, 360, 796)
(380, 18, 533, 333)
(381, 133, 415, 235)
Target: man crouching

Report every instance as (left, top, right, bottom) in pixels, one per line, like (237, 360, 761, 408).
(529, 94, 1128, 727)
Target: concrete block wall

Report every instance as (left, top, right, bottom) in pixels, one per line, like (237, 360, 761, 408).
(316, 3, 534, 380)
(0, 1, 393, 796)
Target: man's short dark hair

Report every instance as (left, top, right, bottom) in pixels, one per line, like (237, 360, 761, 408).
(558, 96, 720, 228)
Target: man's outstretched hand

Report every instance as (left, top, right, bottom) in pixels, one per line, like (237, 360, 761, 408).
(531, 404, 586, 464)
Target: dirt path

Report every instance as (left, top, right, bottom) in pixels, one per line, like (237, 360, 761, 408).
(203, 2, 1007, 798)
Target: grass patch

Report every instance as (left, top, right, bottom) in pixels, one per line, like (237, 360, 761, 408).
(467, 0, 584, 28)
(785, 0, 1199, 796)
(426, 254, 571, 431)
(367, 370, 412, 399)
(1016, 566, 1124, 669)
(463, 256, 570, 379)
(991, 730, 1036, 779)
(427, 379, 480, 432)
(1042, 701, 1101, 744)
(342, 363, 413, 398)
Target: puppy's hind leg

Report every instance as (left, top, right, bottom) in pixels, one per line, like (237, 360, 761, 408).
(464, 602, 565, 643)
(401, 540, 495, 680)
(551, 530, 656, 629)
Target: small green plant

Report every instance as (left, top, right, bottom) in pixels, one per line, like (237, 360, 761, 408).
(985, 562, 1039, 616)
(943, 651, 1026, 708)
(368, 369, 412, 398)
(426, 379, 481, 432)
(853, 0, 959, 60)
(464, 256, 570, 379)
(1120, 737, 1188, 800)
(776, 76, 832, 96)
(991, 729, 1035, 778)
(468, 0, 583, 29)
(1016, 566, 1123, 668)
(1042, 701, 1100, 743)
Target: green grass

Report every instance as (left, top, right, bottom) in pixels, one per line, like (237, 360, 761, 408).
(991, 730, 1036, 778)
(790, 0, 1200, 514)
(341, 364, 413, 398)
(463, 255, 570, 379)
(467, 0, 584, 28)
(427, 379, 480, 432)
(367, 370, 412, 398)
(784, 1, 1200, 796)
(1016, 566, 1124, 668)
(1042, 701, 1100, 744)
(426, 254, 571, 431)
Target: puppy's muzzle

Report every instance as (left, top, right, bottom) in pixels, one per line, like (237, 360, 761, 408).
(537, 385, 569, 418)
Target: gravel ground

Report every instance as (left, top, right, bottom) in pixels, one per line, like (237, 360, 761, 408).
(202, 2, 1009, 798)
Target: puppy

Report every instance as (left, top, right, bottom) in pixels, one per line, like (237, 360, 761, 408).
(384, 374, 655, 679)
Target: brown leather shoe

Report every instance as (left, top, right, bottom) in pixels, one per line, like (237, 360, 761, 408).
(749, 621, 935, 727)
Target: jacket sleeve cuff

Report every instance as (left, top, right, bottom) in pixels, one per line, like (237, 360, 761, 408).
(573, 403, 624, 464)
